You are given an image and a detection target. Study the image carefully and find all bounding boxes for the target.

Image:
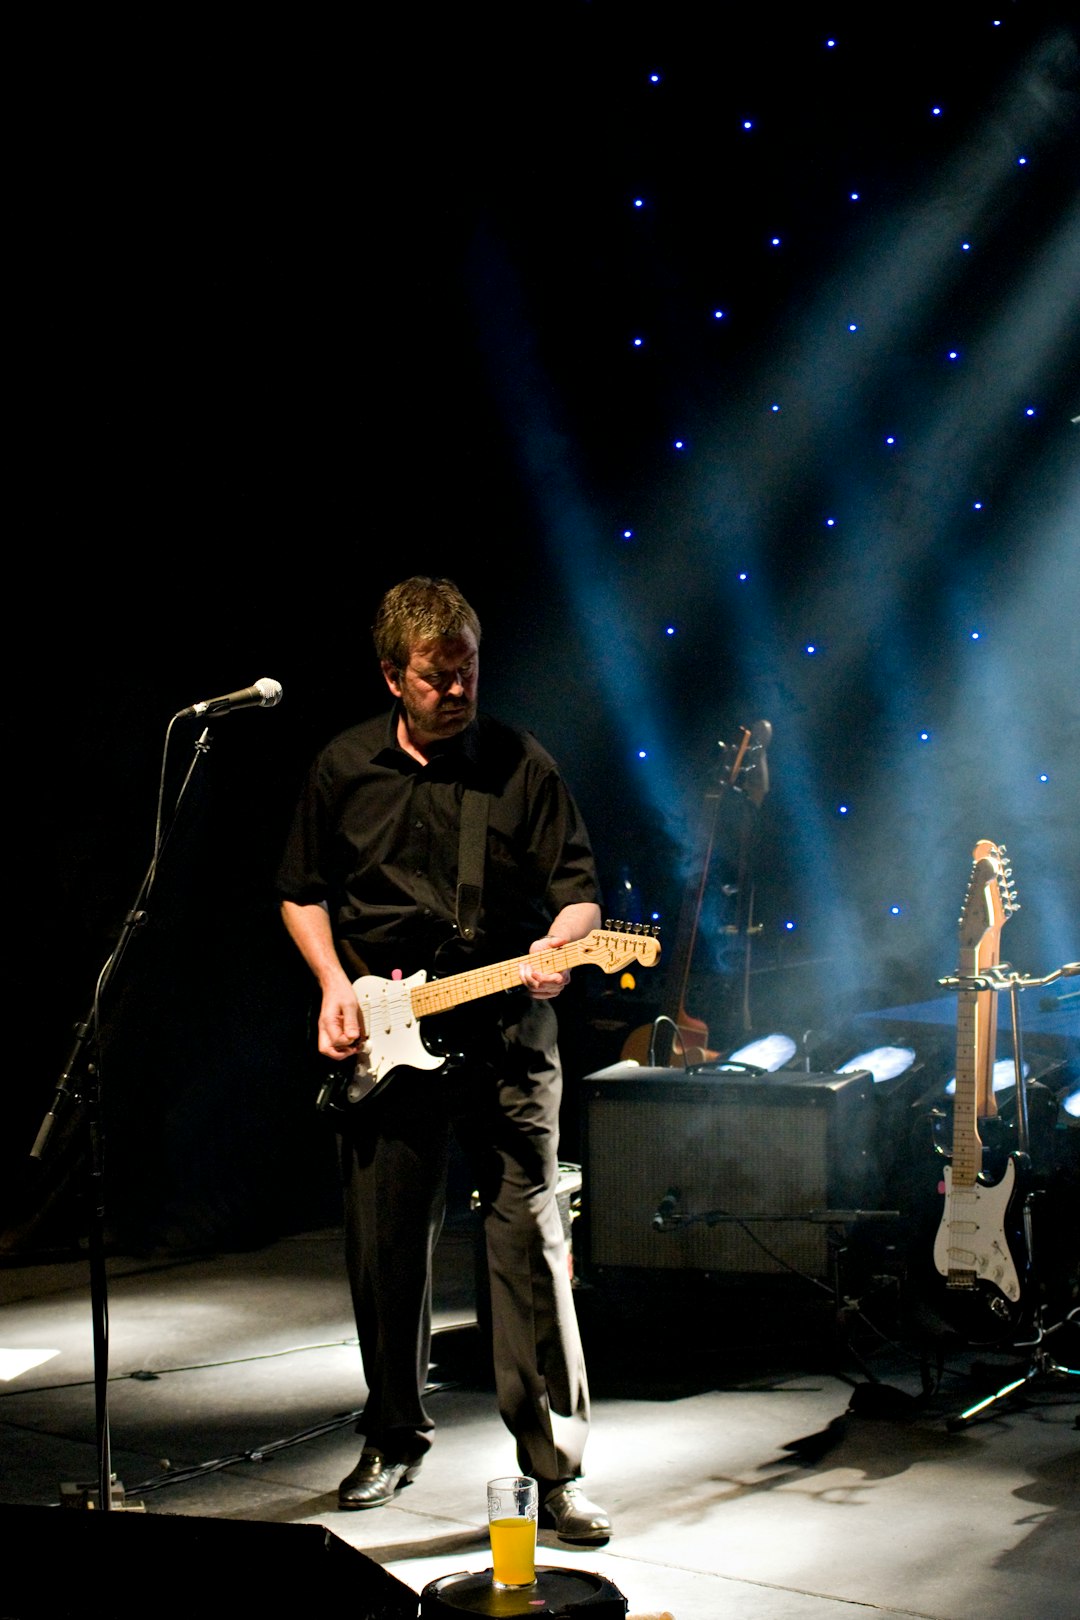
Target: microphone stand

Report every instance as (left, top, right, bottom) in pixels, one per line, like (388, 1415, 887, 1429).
(29, 722, 215, 1511)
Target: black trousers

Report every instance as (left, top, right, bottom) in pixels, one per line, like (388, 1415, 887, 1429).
(339, 997, 591, 1483)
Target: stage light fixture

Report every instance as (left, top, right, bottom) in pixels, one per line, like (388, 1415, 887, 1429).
(945, 1057, 1029, 1096)
(838, 1045, 917, 1083)
(724, 1032, 798, 1071)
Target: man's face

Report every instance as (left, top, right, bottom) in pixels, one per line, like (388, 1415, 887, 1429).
(383, 629, 479, 744)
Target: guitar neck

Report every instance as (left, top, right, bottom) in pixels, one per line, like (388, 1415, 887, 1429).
(654, 724, 759, 1032)
(410, 938, 594, 1019)
(952, 943, 999, 1187)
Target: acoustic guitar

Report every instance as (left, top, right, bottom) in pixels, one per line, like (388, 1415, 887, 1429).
(621, 720, 771, 1066)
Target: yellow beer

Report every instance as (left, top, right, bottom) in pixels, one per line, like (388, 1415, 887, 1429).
(489, 1514, 536, 1587)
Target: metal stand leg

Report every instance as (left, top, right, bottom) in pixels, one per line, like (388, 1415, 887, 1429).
(946, 1306, 1080, 1430)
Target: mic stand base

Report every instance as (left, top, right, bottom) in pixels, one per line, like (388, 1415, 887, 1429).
(59, 1481, 145, 1512)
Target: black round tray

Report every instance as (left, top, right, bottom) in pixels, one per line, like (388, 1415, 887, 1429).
(420, 1565, 627, 1617)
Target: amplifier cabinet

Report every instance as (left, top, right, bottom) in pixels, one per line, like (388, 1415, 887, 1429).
(579, 1062, 879, 1277)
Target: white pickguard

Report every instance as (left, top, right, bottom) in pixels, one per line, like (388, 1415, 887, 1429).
(346, 969, 443, 1101)
(933, 1158, 1020, 1302)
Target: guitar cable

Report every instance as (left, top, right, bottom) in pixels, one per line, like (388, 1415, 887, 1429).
(648, 1014, 688, 1068)
(8, 1335, 470, 1504)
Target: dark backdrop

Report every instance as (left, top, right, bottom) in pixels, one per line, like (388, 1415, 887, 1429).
(6, 6, 1078, 1255)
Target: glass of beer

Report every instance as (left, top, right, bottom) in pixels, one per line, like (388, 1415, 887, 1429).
(486, 1475, 538, 1589)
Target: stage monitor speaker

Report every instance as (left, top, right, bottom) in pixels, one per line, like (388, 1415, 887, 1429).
(579, 1062, 881, 1278)
(0, 1504, 418, 1618)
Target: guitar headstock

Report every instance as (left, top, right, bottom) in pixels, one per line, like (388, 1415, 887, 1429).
(586, 920, 662, 972)
(717, 719, 772, 807)
(958, 839, 1019, 953)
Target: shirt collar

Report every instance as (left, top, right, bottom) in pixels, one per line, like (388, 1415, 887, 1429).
(373, 704, 481, 770)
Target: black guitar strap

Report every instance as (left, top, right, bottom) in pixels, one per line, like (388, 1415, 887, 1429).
(455, 787, 488, 943)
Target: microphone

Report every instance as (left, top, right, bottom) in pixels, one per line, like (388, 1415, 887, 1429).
(652, 1188, 680, 1230)
(176, 678, 283, 719)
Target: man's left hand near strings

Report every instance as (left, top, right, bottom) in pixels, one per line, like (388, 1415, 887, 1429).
(520, 901, 601, 998)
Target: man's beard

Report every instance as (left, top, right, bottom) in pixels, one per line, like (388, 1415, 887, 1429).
(403, 692, 476, 739)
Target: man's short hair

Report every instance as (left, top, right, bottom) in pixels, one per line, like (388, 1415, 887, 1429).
(373, 577, 482, 673)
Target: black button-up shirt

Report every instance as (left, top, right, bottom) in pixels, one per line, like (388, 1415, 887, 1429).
(276, 707, 600, 980)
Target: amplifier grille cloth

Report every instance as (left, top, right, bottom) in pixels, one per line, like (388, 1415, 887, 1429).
(587, 1098, 831, 1274)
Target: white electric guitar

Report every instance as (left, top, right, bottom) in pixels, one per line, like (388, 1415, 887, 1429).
(932, 840, 1025, 1331)
(319, 922, 661, 1110)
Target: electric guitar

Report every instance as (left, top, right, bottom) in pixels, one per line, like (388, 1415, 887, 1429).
(319, 921, 661, 1111)
(931, 839, 1026, 1333)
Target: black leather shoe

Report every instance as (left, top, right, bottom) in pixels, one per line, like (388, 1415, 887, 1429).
(540, 1482, 612, 1544)
(337, 1448, 422, 1510)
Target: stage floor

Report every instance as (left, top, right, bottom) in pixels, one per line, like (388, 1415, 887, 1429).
(1, 1226, 1078, 1620)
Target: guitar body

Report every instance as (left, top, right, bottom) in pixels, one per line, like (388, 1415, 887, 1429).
(341, 969, 446, 1106)
(620, 1008, 716, 1068)
(931, 1155, 1030, 1337)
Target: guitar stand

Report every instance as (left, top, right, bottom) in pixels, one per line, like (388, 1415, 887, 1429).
(945, 1305, 1080, 1431)
(935, 958, 1080, 1432)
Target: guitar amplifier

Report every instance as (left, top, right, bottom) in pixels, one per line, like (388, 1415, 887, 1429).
(578, 1062, 882, 1278)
